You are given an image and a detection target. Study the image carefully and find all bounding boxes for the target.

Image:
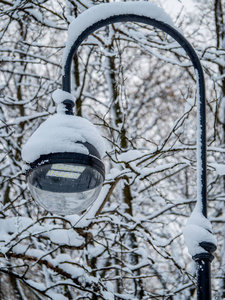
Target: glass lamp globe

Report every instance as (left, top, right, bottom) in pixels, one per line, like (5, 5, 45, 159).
(26, 144, 105, 215)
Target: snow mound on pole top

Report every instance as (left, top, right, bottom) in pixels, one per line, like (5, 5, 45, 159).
(22, 114, 105, 163)
(62, 1, 175, 69)
(183, 209, 217, 257)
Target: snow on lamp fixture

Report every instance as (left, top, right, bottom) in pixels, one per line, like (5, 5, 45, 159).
(22, 90, 105, 215)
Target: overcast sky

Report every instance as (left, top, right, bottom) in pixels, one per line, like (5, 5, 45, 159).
(162, 0, 195, 17)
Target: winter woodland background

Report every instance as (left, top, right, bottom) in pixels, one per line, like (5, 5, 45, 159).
(0, 0, 225, 299)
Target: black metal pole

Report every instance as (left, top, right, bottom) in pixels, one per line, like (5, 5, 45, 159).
(62, 12, 216, 299)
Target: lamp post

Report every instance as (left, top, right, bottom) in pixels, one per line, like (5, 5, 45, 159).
(22, 2, 216, 299)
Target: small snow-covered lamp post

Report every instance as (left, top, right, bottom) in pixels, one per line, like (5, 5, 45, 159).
(22, 90, 105, 216)
(22, 2, 216, 299)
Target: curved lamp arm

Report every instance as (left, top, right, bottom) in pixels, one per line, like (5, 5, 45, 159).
(61, 4, 215, 299)
(62, 11, 207, 217)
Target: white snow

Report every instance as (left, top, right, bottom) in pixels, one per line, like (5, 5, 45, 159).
(0, 217, 86, 256)
(101, 291, 114, 300)
(210, 163, 225, 175)
(195, 70, 204, 214)
(45, 228, 84, 246)
(45, 292, 68, 300)
(52, 88, 75, 104)
(52, 89, 76, 114)
(183, 208, 217, 257)
(117, 149, 144, 162)
(62, 1, 175, 71)
(184, 98, 195, 113)
(22, 113, 105, 163)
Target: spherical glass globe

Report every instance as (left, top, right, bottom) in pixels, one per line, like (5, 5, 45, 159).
(27, 152, 105, 215)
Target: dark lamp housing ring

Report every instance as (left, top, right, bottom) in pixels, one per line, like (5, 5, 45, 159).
(25, 141, 105, 177)
(27, 151, 105, 180)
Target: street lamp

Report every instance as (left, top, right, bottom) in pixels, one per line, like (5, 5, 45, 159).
(22, 2, 216, 299)
(22, 90, 105, 216)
